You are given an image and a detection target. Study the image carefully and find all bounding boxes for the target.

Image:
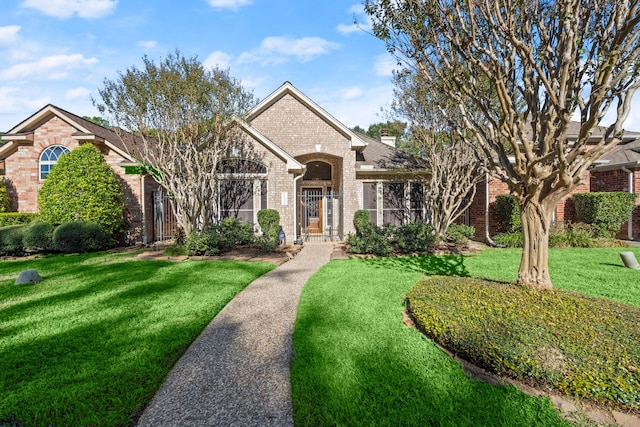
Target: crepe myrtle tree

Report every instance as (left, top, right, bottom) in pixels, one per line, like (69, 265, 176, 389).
(365, 0, 640, 289)
(95, 50, 258, 237)
(391, 68, 485, 238)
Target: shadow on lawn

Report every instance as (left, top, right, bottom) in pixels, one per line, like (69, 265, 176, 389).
(292, 301, 567, 427)
(360, 254, 470, 277)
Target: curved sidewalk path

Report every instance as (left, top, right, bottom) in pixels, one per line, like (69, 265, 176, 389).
(136, 242, 335, 427)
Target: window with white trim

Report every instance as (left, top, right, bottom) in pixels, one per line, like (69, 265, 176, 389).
(39, 145, 70, 180)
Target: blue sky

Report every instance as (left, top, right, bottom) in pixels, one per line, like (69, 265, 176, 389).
(0, 0, 398, 132)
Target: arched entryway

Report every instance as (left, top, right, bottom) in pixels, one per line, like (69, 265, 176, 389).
(296, 154, 343, 241)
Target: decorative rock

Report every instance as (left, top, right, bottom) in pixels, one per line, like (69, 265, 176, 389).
(15, 269, 43, 285)
(620, 252, 640, 269)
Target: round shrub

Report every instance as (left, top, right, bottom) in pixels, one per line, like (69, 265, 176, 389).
(573, 192, 637, 237)
(394, 222, 437, 253)
(0, 225, 27, 256)
(53, 222, 107, 253)
(38, 144, 124, 246)
(445, 224, 475, 245)
(23, 222, 56, 252)
(257, 209, 279, 242)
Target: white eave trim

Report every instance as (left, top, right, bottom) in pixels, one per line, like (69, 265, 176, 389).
(590, 160, 640, 172)
(1, 133, 34, 142)
(234, 116, 304, 173)
(73, 134, 106, 143)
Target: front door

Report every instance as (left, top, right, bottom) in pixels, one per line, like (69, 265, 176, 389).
(302, 188, 323, 235)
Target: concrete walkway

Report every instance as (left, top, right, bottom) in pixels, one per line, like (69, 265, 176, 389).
(136, 242, 335, 427)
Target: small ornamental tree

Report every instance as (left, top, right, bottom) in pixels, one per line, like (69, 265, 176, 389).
(38, 144, 124, 245)
(0, 180, 12, 212)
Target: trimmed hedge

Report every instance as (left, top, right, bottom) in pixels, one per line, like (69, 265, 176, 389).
(53, 222, 107, 253)
(0, 213, 38, 227)
(573, 192, 637, 237)
(407, 276, 640, 411)
(446, 224, 475, 245)
(495, 194, 521, 233)
(0, 225, 27, 256)
(23, 222, 56, 253)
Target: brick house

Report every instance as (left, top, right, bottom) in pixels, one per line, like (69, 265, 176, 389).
(0, 104, 158, 243)
(0, 82, 421, 243)
(466, 124, 640, 241)
(3, 81, 640, 243)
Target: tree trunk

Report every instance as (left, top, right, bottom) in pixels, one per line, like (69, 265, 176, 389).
(517, 201, 554, 290)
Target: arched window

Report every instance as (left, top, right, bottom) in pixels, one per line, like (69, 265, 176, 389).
(39, 145, 70, 180)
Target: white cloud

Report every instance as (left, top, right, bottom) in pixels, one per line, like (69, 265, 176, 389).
(342, 87, 363, 100)
(137, 40, 158, 49)
(203, 51, 231, 70)
(206, 0, 251, 11)
(20, 0, 117, 19)
(238, 36, 341, 65)
(0, 26, 21, 46)
(65, 86, 91, 100)
(337, 4, 372, 35)
(0, 86, 50, 117)
(374, 54, 398, 77)
(0, 54, 99, 81)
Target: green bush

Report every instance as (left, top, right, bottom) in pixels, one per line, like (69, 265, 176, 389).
(407, 276, 640, 411)
(254, 235, 279, 252)
(38, 144, 124, 246)
(0, 212, 38, 227)
(492, 232, 523, 248)
(495, 194, 521, 233)
(346, 228, 392, 256)
(0, 225, 27, 256)
(573, 192, 637, 237)
(0, 181, 12, 212)
(23, 222, 57, 252)
(353, 209, 373, 237)
(394, 222, 437, 253)
(446, 224, 475, 245)
(548, 223, 594, 248)
(186, 219, 256, 256)
(257, 209, 280, 242)
(53, 222, 107, 253)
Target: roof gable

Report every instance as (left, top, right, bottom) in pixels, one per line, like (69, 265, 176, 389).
(248, 82, 366, 150)
(2, 104, 135, 162)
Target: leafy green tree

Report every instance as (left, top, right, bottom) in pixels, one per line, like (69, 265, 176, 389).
(82, 116, 111, 128)
(38, 144, 124, 245)
(95, 50, 258, 236)
(366, 0, 640, 289)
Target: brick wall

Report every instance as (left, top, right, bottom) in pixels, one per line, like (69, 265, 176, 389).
(3, 115, 153, 243)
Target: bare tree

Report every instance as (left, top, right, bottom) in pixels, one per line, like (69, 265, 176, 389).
(392, 69, 485, 238)
(95, 51, 257, 236)
(365, 0, 640, 289)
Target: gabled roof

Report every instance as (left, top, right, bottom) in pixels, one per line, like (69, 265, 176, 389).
(248, 81, 367, 151)
(234, 116, 304, 173)
(1, 104, 136, 162)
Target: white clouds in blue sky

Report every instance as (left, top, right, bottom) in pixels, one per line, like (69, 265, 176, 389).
(20, 0, 118, 19)
(0, 1, 397, 131)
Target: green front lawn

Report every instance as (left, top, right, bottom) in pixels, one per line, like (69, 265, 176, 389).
(291, 247, 640, 425)
(0, 251, 274, 427)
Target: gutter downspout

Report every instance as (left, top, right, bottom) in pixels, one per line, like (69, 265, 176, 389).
(293, 173, 304, 241)
(622, 166, 634, 240)
(141, 174, 147, 244)
(485, 172, 499, 246)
